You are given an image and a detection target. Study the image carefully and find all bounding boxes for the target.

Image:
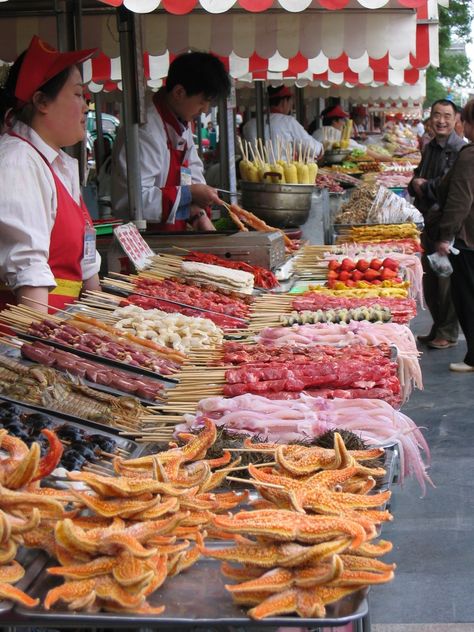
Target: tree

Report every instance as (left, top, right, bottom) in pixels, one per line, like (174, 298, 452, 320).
(424, 0, 474, 106)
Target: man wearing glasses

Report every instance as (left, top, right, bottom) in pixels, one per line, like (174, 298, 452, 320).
(409, 99, 466, 350)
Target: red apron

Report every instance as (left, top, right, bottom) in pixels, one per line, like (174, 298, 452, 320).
(147, 94, 189, 233)
(0, 133, 93, 314)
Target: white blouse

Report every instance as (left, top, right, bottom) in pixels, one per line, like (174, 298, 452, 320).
(243, 113, 323, 159)
(0, 122, 100, 291)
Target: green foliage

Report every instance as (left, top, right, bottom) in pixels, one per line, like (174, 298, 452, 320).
(425, 0, 474, 105)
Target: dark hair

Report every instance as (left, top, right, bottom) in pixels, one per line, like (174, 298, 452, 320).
(430, 99, 457, 116)
(322, 116, 344, 126)
(461, 101, 474, 124)
(166, 52, 230, 101)
(267, 85, 291, 108)
(0, 49, 77, 126)
(373, 116, 381, 127)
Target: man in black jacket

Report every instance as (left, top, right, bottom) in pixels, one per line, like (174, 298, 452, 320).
(408, 99, 466, 349)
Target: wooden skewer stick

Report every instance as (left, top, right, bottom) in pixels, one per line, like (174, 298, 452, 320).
(222, 462, 277, 472)
(225, 447, 276, 453)
(225, 476, 285, 490)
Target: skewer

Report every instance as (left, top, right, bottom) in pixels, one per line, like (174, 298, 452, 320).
(222, 462, 277, 472)
(225, 476, 285, 490)
(225, 447, 276, 453)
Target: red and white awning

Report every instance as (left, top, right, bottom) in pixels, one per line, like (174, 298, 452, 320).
(0, 0, 439, 90)
(97, 0, 445, 12)
(83, 51, 423, 89)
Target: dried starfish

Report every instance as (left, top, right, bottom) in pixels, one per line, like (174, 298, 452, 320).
(226, 556, 343, 595)
(112, 552, 155, 588)
(70, 491, 168, 519)
(349, 539, 393, 558)
(67, 472, 194, 498)
(0, 582, 39, 608)
(200, 537, 352, 568)
(289, 487, 392, 514)
(275, 434, 385, 477)
(0, 484, 65, 517)
(167, 544, 201, 577)
(220, 562, 264, 581)
(48, 557, 117, 580)
(213, 510, 367, 548)
(0, 560, 25, 584)
(247, 584, 361, 619)
(4, 443, 41, 490)
(45, 578, 97, 610)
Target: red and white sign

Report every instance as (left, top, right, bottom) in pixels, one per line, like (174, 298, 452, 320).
(113, 223, 154, 271)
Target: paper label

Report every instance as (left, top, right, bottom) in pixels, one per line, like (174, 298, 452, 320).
(113, 222, 154, 270)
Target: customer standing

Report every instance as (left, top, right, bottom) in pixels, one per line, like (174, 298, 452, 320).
(408, 99, 465, 349)
(0, 36, 101, 313)
(435, 100, 474, 372)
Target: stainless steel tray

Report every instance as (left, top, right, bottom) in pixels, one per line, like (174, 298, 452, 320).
(0, 548, 49, 615)
(15, 555, 368, 627)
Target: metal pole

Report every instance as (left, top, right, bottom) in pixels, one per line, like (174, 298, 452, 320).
(255, 81, 265, 143)
(195, 116, 204, 160)
(295, 86, 305, 126)
(94, 91, 105, 173)
(218, 95, 230, 192)
(116, 6, 145, 228)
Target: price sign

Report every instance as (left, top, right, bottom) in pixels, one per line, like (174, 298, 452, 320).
(113, 222, 154, 270)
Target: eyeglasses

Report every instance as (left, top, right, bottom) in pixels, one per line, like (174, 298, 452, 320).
(432, 112, 454, 121)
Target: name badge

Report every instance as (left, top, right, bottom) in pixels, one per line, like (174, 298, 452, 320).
(180, 166, 192, 186)
(83, 224, 97, 264)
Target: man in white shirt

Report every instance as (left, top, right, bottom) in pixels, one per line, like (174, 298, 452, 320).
(243, 85, 323, 160)
(112, 52, 230, 232)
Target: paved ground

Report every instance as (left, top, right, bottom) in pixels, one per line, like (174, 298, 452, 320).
(368, 309, 474, 628)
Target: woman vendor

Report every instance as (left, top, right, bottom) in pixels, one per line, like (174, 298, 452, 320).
(312, 105, 367, 151)
(112, 52, 231, 232)
(0, 36, 101, 314)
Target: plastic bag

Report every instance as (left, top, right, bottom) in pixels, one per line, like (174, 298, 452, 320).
(427, 252, 453, 277)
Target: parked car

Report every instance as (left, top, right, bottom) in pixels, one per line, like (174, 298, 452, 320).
(86, 112, 120, 141)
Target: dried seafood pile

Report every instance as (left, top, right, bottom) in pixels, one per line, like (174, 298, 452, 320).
(0, 357, 148, 433)
(0, 418, 395, 619)
(41, 419, 248, 614)
(0, 427, 66, 608)
(200, 433, 394, 619)
(334, 185, 378, 224)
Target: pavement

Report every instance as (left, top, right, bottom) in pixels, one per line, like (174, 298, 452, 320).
(369, 308, 474, 628)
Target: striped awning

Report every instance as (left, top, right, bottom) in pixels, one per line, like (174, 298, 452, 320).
(97, 0, 447, 12)
(83, 51, 423, 89)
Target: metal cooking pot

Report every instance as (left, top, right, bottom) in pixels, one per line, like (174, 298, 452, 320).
(240, 180, 314, 228)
